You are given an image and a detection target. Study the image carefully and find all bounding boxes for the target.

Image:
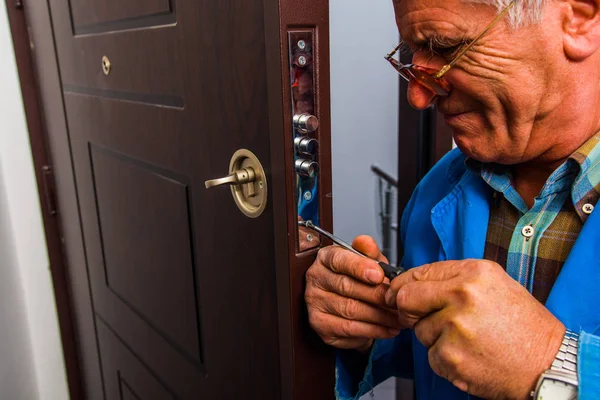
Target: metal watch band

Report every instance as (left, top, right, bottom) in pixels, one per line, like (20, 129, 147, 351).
(550, 330, 579, 378)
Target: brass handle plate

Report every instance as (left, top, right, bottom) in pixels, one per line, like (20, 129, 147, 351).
(204, 149, 267, 218)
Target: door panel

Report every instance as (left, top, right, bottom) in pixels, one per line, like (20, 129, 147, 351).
(97, 320, 178, 400)
(90, 144, 202, 363)
(70, 0, 172, 31)
(55, 1, 181, 97)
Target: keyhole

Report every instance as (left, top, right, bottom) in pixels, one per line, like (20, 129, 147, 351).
(102, 56, 111, 75)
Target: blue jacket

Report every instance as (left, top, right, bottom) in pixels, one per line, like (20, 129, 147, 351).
(336, 149, 600, 400)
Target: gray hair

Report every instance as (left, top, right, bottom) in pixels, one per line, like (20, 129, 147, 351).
(467, 0, 546, 27)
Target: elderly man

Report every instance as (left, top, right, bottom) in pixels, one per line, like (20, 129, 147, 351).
(305, 0, 600, 398)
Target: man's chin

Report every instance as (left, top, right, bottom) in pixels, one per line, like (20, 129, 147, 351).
(452, 136, 502, 164)
(443, 116, 514, 164)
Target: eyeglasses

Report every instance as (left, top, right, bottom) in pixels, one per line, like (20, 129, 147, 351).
(385, 1, 516, 98)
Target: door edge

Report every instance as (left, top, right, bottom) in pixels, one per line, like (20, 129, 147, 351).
(4, 1, 84, 399)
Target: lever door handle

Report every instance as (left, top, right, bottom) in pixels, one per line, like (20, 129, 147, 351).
(205, 167, 256, 189)
(204, 149, 267, 218)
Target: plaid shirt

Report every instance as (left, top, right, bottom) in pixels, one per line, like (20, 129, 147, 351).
(467, 135, 600, 304)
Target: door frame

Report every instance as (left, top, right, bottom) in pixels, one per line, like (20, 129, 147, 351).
(4, 1, 83, 398)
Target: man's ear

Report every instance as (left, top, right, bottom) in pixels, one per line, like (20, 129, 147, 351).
(562, 0, 600, 60)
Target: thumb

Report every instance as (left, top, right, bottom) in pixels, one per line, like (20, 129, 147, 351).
(352, 235, 388, 263)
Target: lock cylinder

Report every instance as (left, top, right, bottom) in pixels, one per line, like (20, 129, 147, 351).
(295, 159, 320, 178)
(294, 136, 319, 156)
(293, 114, 319, 134)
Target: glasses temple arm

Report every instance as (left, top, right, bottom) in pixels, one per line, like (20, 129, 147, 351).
(385, 44, 403, 62)
(434, 0, 516, 79)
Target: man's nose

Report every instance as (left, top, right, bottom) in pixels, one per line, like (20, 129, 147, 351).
(406, 80, 436, 110)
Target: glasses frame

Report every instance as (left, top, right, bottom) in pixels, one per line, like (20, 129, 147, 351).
(385, 1, 516, 97)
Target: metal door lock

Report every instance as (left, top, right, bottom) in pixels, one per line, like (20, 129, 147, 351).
(205, 149, 267, 218)
(295, 159, 319, 178)
(294, 136, 319, 156)
(289, 30, 321, 252)
(293, 114, 319, 134)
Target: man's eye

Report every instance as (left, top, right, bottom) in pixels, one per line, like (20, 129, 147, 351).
(432, 45, 463, 58)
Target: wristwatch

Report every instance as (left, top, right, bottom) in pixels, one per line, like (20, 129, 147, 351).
(532, 330, 579, 400)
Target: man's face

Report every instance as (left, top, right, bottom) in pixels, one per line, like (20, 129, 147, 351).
(394, 0, 570, 165)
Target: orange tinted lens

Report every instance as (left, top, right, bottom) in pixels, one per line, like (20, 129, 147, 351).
(397, 68, 412, 82)
(387, 58, 412, 82)
(407, 66, 450, 96)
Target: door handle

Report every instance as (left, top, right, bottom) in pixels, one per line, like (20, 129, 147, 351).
(205, 167, 257, 197)
(205, 168, 256, 189)
(204, 149, 267, 218)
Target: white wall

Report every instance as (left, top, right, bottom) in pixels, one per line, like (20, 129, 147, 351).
(330, 1, 401, 399)
(0, 3, 69, 399)
(0, 167, 38, 400)
(330, 0, 400, 264)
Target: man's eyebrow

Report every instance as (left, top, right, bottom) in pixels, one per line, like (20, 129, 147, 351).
(424, 35, 466, 50)
(401, 34, 468, 52)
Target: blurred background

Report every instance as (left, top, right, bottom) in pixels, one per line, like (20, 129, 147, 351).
(330, 1, 409, 398)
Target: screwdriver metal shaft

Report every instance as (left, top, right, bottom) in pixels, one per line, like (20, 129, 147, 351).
(299, 220, 405, 280)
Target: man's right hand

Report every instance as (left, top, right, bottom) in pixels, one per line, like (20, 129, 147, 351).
(305, 235, 401, 352)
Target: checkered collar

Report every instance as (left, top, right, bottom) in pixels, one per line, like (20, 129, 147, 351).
(464, 135, 600, 220)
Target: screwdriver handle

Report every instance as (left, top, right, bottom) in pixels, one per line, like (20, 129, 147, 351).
(378, 261, 405, 280)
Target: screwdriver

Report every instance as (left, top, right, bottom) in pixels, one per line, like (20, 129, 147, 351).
(299, 220, 405, 280)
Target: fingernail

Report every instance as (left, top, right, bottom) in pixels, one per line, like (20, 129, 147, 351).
(384, 289, 394, 306)
(365, 269, 381, 284)
(388, 328, 400, 336)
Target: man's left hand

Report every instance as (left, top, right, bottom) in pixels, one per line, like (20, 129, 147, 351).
(385, 259, 566, 399)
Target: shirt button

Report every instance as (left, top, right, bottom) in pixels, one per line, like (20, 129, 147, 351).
(522, 225, 535, 238)
(582, 203, 594, 215)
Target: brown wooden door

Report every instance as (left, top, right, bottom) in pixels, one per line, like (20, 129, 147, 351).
(20, 0, 333, 399)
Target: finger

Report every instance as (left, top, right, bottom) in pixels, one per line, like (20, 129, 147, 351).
(393, 281, 452, 325)
(310, 311, 401, 341)
(307, 263, 391, 308)
(328, 337, 374, 351)
(317, 245, 384, 285)
(392, 260, 464, 288)
(352, 235, 389, 264)
(413, 309, 449, 348)
(427, 337, 465, 391)
(319, 290, 401, 329)
(386, 260, 466, 305)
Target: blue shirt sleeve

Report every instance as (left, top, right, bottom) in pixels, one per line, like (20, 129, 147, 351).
(334, 330, 413, 400)
(579, 330, 600, 399)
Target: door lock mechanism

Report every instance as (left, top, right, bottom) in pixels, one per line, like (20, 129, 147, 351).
(204, 149, 267, 218)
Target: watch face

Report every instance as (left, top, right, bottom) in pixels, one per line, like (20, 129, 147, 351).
(538, 377, 577, 400)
